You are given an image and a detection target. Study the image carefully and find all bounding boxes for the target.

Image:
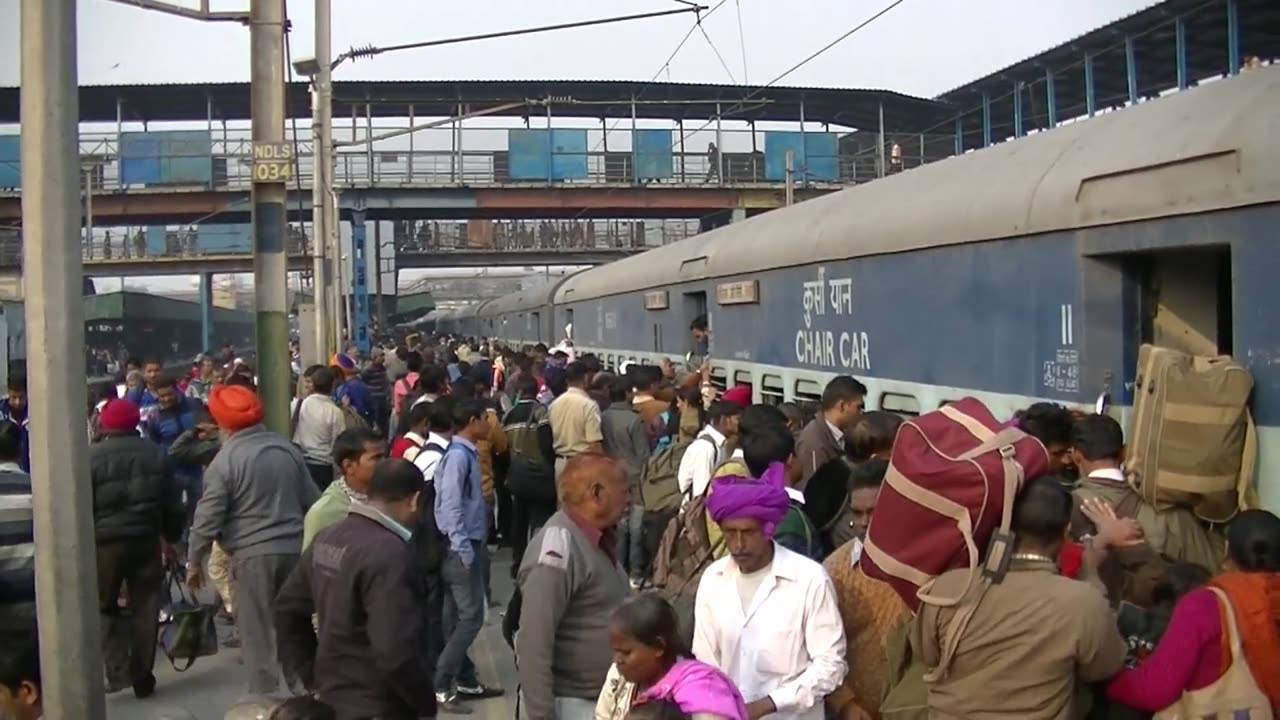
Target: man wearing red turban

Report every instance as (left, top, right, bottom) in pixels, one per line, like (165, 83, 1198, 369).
(186, 385, 320, 695)
(89, 397, 186, 697)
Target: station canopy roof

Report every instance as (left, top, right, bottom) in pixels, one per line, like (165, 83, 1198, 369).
(938, 0, 1280, 144)
(0, 79, 953, 134)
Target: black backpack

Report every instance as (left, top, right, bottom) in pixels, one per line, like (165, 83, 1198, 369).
(411, 441, 450, 576)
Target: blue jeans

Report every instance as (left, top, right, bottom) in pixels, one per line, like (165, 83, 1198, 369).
(435, 541, 486, 690)
(620, 503, 646, 580)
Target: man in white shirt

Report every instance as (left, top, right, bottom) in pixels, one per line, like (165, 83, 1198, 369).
(676, 400, 742, 503)
(292, 367, 347, 491)
(694, 465, 846, 720)
(412, 396, 455, 482)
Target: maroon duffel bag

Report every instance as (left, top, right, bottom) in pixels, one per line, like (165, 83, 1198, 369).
(860, 397, 1051, 611)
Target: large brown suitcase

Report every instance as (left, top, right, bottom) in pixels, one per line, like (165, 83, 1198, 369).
(1126, 344, 1257, 523)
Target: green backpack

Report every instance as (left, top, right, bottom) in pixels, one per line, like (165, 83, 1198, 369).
(639, 435, 713, 513)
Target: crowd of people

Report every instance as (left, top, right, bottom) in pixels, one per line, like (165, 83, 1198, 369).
(0, 329, 1278, 720)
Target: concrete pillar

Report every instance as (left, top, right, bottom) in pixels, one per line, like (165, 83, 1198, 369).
(199, 270, 214, 352)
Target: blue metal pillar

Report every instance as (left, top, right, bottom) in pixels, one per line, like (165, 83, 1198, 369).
(981, 93, 992, 147)
(1125, 36, 1138, 105)
(1084, 53, 1097, 117)
(1044, 68, 1054, 127)
(198, 271, 214, 353)
(1227, 0, 1240, 75)
(350, 210, 371, 354)
(954, 116, 963, 156)
(1175, 16, 1189, 90)
(1013, 82, 1024, 138)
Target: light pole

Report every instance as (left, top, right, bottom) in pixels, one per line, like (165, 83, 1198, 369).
(21, 0, 106, 716)
(249, 0, 291, 432)
(292, 0, 334, 364)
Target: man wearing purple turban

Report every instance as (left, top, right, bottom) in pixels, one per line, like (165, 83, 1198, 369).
(692, 465, 847, 720)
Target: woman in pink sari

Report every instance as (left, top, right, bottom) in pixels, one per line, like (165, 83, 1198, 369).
(597, 594, 748, 720)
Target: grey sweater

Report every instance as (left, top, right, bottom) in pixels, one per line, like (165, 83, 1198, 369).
(187, 424, 320, 569)
(516, 510, 631, 720)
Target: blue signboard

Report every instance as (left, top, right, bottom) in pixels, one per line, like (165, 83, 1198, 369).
(633, 129, 673, 180)
(119, 131, 213, 186)
(145, 226, 169, 256)
(508, 129, 589, 181)
(196, 224, 251, 253)
(764, 131, 839, 182)
(0, 135, 19, 189)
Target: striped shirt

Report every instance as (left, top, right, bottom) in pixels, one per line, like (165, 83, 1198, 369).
(0, 462, 35, 630)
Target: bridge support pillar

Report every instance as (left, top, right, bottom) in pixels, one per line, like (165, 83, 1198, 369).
(199, 271, 214, 353)
(730, 207, 747, 224)
(351, 209, 371, 354)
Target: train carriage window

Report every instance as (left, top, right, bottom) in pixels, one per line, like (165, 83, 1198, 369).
(761, 374, 785, 406)
(794, 379, 823, 405)
(880, 392, 921, 417)
(734, 370, 753, 387)
(709, 366, 728, 393)
(938, 399, 957, 409)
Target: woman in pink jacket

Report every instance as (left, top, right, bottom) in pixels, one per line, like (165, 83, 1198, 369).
(597, 594, 748, 720)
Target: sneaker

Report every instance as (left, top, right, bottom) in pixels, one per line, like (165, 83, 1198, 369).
(435, 691, 473, 714)
(456, 683, 504, 700)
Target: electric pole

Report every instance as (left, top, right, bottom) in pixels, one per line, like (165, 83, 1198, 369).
(21, 0, 106, 716)
(249, 0, 291, 431)
(311, 0, 334, 362)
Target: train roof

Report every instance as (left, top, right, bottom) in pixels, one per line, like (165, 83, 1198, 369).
(555, 66, 1280, 305)
(476, 275, 575, 318)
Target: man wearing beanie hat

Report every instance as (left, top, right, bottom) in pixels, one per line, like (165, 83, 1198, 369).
(187, 385, 320, 695)
(89, 398, 187, 698)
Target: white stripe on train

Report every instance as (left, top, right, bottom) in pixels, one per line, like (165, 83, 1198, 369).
(497, 341, 1279, 513)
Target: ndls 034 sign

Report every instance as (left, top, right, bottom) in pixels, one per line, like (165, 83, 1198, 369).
(251, 142, 295, 183)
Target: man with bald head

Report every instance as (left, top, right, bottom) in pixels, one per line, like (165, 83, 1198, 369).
(515, 453, 632, 720)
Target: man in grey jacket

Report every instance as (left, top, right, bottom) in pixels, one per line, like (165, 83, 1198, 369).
(516, 454, 632, 720)
(597, 375, 650, 583)
(187, 385, 319, 695)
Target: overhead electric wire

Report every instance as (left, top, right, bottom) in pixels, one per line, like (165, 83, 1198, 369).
(568, 0, 909, 225)
(699, 22, 739, 85)
(338, 6, 706, 65)
(586, 0, 732, 156)
(666, 0, 909, 161)
(734, 0, 750, 85)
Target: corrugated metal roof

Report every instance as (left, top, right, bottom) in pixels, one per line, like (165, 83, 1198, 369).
(0, 78, 954, 133)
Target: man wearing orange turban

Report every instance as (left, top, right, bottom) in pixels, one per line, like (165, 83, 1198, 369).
(207, 385, 264, 432)
(186, 385, 319, 694)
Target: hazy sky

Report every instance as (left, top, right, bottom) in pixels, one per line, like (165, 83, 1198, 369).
(0, 0, 1158, 292)
(1, 0, 1157, 97)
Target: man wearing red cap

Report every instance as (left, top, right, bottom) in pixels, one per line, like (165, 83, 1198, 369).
(89, 398, 186, 698)
(187, 385, 319, 695)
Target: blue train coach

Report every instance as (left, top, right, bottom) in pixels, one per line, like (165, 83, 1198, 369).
(479, 67, 1280, 511)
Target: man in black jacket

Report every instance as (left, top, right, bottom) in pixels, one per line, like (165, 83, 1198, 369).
(275, 457, 437, 720)
(89, 398, 185, 698)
